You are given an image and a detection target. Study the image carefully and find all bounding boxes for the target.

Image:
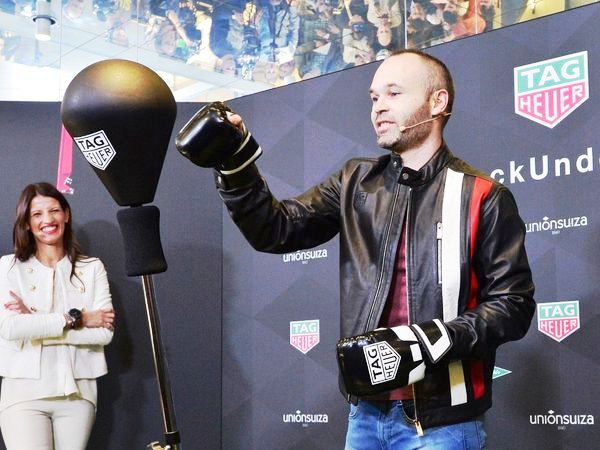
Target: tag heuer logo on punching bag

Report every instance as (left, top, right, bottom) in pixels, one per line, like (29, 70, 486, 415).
(290, 320, 320, 354)
(514, 51, 589, 128)
(363, 342, 400, 385)
(537, 301, 580, 342)
(73, 130, 116, 170)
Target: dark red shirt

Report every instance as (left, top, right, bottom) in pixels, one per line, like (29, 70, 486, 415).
(368, 218, 413, 401)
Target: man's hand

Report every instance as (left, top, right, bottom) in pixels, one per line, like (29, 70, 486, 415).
(337, 319, 452, 396)
(176, 101, 262, 174)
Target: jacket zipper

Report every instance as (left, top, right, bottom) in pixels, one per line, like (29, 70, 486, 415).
(405, 188, 412, 324)
(405, 188, 423, 436)
(364, 183, 401, 331)
(436, 222, 443, 285)
(410, 386, 423, 436)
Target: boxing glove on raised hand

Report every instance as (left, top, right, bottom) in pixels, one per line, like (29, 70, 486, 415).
(336, 319, 452, 397)
(176, 101, 262, 174)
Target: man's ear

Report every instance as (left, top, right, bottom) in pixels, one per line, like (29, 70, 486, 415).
(430, 89, 449, 116)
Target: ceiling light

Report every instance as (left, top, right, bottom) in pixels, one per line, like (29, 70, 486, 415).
(32, 0, 56, 42)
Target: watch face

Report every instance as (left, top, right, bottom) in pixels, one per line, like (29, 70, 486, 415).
(69, 308, 82, 320)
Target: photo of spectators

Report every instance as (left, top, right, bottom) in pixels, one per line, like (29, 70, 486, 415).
(257, 0, 299, 62)
(296, 0, 344, 78)
(0, 0, 576, 91)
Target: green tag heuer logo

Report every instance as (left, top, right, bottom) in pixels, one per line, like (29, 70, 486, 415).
(537, 301, 580, 342)
(514, 51, 589, 128)
(290, 319, 320, 354)
(492, 367, 512, 379)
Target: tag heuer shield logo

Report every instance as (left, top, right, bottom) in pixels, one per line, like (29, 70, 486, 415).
(290, 320, 320, 354)
(514, 51, 589, 128)
(74, 130, 116, 170)
(363, 341, 400, 385)
(537, 301, 580, 342)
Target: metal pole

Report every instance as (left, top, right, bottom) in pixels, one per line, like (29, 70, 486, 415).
(141, 274, 181, 450)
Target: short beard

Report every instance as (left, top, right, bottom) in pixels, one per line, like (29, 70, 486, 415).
(376, 102, 433, 153)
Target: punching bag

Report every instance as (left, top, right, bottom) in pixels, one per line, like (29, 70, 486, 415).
(61, 59, 176, 275)
(61, 60, 182, 450)
(61, 59, 176, 206)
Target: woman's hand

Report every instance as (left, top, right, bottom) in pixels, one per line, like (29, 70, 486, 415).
(82, 308, 115, 330)
(3, 291, 31, 314)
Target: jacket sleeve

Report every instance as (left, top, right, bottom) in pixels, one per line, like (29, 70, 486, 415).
(43, 260, 114, 346)
(217, 164, 341, 253)
(0, 256, 66, 341)
(445, 186, 536, 359)
(0, 310, 65, 341)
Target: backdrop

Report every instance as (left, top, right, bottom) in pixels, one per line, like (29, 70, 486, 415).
(222, 3, 600, 450)
(0, 102, 223, 449)
(0, 3, 598, 449)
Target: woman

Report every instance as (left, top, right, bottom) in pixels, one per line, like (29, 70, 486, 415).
(0, 182, 115, 450)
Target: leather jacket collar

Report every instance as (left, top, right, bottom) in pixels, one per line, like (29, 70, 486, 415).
(388, 143, 453, 187)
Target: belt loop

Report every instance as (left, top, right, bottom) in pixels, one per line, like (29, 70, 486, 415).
(347, 394, 359, 406)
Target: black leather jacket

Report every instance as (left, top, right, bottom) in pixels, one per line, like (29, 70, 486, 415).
(216, 144, 535, 429)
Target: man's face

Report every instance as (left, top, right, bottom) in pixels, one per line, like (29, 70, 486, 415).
(369, 54, 433, 152)
(111, 26, 129, 46)
(160, 25, 177, 56)
(279, 60, 294, 77)
(65, 0, 85, 19)
(410, 2, 426, 19)
(355, 47, 374, 65)
(377, 23, 392, 46)
(317, 0, 332, 13)
(265, 61, 278, 83)
(221, 58, 237, 76)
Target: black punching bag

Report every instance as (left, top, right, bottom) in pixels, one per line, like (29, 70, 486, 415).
(61, 59, 176, 206)
(61, 59, 176, 276)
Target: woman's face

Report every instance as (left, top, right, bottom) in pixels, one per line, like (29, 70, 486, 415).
(28, 195, 69, 250)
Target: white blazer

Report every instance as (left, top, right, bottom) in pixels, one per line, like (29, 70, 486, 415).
(0, 254, 114, 379)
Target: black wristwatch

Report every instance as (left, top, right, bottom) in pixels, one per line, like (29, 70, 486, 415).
(68, 308, 83, 329)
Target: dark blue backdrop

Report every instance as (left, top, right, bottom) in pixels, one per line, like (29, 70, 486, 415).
(222, 4, 600, 449)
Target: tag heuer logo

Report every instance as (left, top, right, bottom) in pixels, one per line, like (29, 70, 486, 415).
(514, 51, 588, 128)
(363, 341, 400, 385)
(537, 301, 580, 342)
(492, 366, 512, 380)
(74, 130, 116, 170)
(290, 320, 319, 354)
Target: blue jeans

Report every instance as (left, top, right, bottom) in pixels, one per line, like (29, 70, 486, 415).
(345, 400, 487, 450)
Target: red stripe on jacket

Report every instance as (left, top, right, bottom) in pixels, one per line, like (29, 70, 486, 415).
(468, 177, 493, 400)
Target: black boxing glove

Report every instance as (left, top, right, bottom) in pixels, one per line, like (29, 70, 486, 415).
(176, 101, 262, 174)
(336, 319, 452, 397)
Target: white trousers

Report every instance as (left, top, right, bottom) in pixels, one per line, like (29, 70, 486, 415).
(0, 398, 95, 450)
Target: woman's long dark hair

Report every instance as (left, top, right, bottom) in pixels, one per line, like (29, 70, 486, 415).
(13, 182, 84, 281)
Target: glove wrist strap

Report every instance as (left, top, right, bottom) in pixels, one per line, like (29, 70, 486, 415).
(410, 319, 452, 364)
(219, 133, 263, 175)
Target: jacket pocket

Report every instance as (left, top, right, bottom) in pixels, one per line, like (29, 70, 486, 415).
(0, 336, 23, 351)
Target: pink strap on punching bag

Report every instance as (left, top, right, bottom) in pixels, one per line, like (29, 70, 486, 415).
(56, 125, 74, 194)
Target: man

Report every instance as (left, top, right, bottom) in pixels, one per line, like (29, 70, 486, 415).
(257, 0, 299, 62)
(176, 49, 535, 449)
